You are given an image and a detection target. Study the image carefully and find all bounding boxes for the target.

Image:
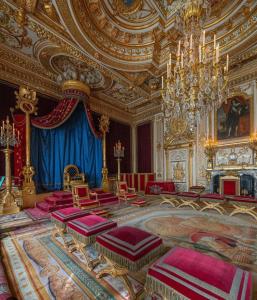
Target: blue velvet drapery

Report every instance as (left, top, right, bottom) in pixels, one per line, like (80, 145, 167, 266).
(31, 103, 102, 191)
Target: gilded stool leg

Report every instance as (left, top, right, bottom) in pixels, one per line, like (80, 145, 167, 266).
(200, 201, 226, 215)
(230, 205, 257, 221)
(52, 225, 70, 248)
(96, 256, 135, 299)
(69, 238, 100, 271)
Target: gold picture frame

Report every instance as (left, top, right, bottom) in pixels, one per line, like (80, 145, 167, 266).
(214, 92, 253, 145)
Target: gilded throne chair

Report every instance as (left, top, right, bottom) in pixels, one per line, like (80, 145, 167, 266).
(63, 164, 86, 191)
(117, 181, 137, 203)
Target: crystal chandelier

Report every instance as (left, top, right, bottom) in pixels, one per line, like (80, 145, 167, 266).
(161, 0, 229, 132)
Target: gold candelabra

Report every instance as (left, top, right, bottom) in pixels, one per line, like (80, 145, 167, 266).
(204, 138, 217, 169)
(114, 140, 125, 182)
(0, 116, 21, 214)
(249, 132, 257, 166)
(99, 115, 110, 192)
(15, 86, 38, 195)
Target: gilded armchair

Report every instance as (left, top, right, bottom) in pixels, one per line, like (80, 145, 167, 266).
(117, 181, 137, 203)
(63, 164, 85, 191)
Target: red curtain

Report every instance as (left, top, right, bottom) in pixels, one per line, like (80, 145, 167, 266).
(106, 119, 131, 174)
(137, 122, 152, 173)
(13, 114, 26, 181)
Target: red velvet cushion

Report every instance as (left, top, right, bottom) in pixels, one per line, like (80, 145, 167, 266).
(228, 196, 257, 204)
(200, 193, 224, 200)
(125, 193, 137, 198)
(79, 200, 98, 206)
(223, 180, 236, 195)
(76, 187, 89, 198)
(148, 247, 252, 300)
(51, 207, 89, 222)
(161, 192, 178, 195)
(178, 192, 199, 198)
(96, 226, 162, 262)
(67, 215, 117, 236)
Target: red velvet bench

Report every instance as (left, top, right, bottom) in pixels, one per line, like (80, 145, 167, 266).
(160, 192, 179, 207)
(145, 247, 252, 300)
(96, 226, 163, 299)
(226, 195, 257, 221)
(177, 192, 200, 210)
(200, 193, 226, 215)
(67, 214, 117, 270)
(51, 207, 89, 247)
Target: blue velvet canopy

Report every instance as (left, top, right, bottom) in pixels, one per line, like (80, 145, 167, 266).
(31, 93, 102, 192)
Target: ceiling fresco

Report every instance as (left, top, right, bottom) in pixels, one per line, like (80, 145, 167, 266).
(0, 0, 257, 122)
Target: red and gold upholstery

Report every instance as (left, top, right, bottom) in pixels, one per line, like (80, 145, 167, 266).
(145, 247, 252, 300)
(117, 181, 137, 202)
(67, 214, 117, 244)
(96, 226, 163, 299)
(72, 184, 98, 209)
(96, 226, 163, 271)
(51, 207, 89, 247)
(67, 214, 117, 270)
(51, 207, 89, 229)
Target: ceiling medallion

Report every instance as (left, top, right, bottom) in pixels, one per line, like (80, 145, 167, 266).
(113, 0, 142, 15)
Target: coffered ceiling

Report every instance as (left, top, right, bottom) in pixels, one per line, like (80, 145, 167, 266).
(1, 0, 257, 122)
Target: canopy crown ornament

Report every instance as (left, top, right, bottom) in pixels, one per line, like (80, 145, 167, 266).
(162, 0, 229, 134)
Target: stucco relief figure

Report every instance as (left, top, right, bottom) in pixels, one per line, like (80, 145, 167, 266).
(172, 162, 185, 182)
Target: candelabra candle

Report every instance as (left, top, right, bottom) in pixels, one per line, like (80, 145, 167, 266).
(114, 140, 125, 182)
(0, 116, 20, 148)
(114, 140, 125, 158)
(0, 116, 21, 214)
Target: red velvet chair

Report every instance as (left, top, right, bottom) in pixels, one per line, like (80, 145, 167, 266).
(72, 184, 99, 209)
(117, 181, 137, 202)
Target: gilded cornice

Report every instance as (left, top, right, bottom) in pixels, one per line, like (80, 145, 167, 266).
(88, 96, 132, 124)
(0, 59, 61, 99)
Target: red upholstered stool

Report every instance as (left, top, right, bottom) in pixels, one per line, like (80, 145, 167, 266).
(160, 192, 179, 207)
(96, 226, 163, 299)
(145, 247, 252, 300)
(200, 193, 226, 215)
(51, 207, 89, 247)
(177, 192, 200, 210)
(67, 214, 117, 270)
(227, 195, 257, 221)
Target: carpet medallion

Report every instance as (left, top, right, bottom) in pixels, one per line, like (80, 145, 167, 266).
(1, 205, 257, 299)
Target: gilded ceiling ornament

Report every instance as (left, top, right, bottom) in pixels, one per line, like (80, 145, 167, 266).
(112, 0, 143, 16)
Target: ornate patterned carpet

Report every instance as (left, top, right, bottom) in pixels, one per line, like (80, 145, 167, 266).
(1, 203, 257, 299)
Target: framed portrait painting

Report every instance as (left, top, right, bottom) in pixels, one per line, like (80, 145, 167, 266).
(215, 94, 253, 142)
